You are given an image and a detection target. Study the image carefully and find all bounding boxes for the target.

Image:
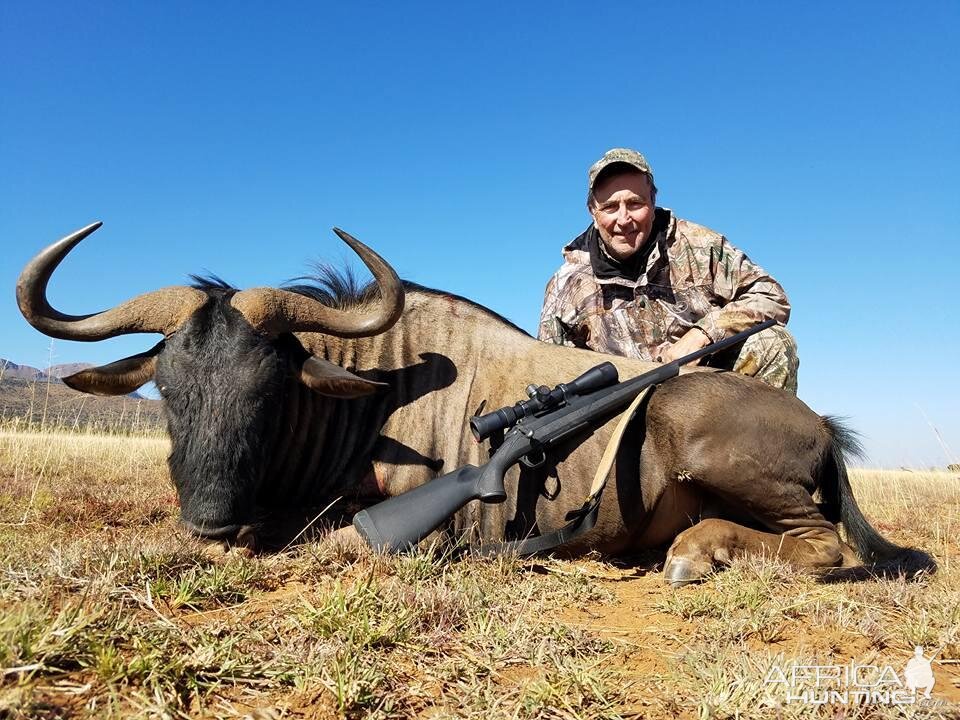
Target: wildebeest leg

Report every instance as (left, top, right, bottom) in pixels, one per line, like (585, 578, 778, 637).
(642, 372, 859, 586)
(663, 517, 844, 587)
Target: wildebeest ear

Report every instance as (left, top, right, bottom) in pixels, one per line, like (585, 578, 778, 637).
(62, 341, 164, 397)
(298, 356, 388, 398)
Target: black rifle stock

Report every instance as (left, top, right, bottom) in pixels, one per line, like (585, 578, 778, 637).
(353, 318, 776, 552)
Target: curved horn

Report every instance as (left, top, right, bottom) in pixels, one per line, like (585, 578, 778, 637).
(17, 222, 208, 341)
(230, 228, 404, 338)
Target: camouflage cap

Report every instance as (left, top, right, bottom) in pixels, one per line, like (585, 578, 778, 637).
(588, 148, 655, 193)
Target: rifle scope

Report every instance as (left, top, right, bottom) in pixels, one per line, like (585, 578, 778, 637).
(469, 361, 619, 442)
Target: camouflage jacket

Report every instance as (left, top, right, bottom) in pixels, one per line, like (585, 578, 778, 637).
(538, 209, 790, 361)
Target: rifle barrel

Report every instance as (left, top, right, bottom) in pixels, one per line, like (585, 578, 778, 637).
(672, 318, 776, 367)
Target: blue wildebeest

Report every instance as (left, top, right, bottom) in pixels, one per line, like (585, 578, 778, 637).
(17, 222, 932, 585)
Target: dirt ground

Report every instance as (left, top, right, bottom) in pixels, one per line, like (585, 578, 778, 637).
(1, 430, 958, 719)
(562, 561, 960, 705)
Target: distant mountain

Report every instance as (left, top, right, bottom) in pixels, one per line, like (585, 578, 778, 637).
(0, 359, 146, 399)
(0, 358, 164, 432)
(43, 362, 98, 380)
(0, 359, 45, 380)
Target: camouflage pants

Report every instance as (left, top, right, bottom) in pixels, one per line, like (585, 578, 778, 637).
(704, 326, 799, 394)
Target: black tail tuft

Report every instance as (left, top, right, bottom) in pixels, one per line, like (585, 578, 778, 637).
(819, 416, 937, 580)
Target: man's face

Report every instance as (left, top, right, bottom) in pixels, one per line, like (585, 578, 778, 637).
(589, 171, 656, 260)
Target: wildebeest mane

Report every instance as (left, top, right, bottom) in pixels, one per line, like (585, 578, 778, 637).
(284, 263, 379, 309)
(286, 264, 530, 336)
(186, 265, 529, 336)
(189, 274, 236, 292)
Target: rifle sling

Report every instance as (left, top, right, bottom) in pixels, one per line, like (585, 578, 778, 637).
(479, 384, 655, 557)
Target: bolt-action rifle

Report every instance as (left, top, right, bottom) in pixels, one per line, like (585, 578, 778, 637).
(353, 319, 776, 554)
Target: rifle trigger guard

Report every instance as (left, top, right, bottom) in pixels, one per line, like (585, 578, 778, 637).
(520, 449, 547, 469)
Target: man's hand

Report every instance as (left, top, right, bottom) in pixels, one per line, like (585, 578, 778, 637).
(659, 326, 711, 364)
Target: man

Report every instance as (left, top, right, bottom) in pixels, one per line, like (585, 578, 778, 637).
(538, 148, 799, 393)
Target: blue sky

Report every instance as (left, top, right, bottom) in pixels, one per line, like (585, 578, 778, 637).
(2, 2, 957, 468)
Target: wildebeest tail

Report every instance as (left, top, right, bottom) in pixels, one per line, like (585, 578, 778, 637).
(819, 416, 936, 578)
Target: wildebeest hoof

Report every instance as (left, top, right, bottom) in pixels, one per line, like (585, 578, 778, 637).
(663, 556, 712, 587)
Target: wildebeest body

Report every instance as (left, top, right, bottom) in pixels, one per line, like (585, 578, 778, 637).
(146, 286, 895, 570)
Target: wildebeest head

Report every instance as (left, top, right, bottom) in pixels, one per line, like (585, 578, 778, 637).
(17, 222, 404, 540)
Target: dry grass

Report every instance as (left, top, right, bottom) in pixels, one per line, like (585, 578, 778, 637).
(0, 428, 170, 529)
(1, 428, 958, 719)
(0, 365, 164, 436)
